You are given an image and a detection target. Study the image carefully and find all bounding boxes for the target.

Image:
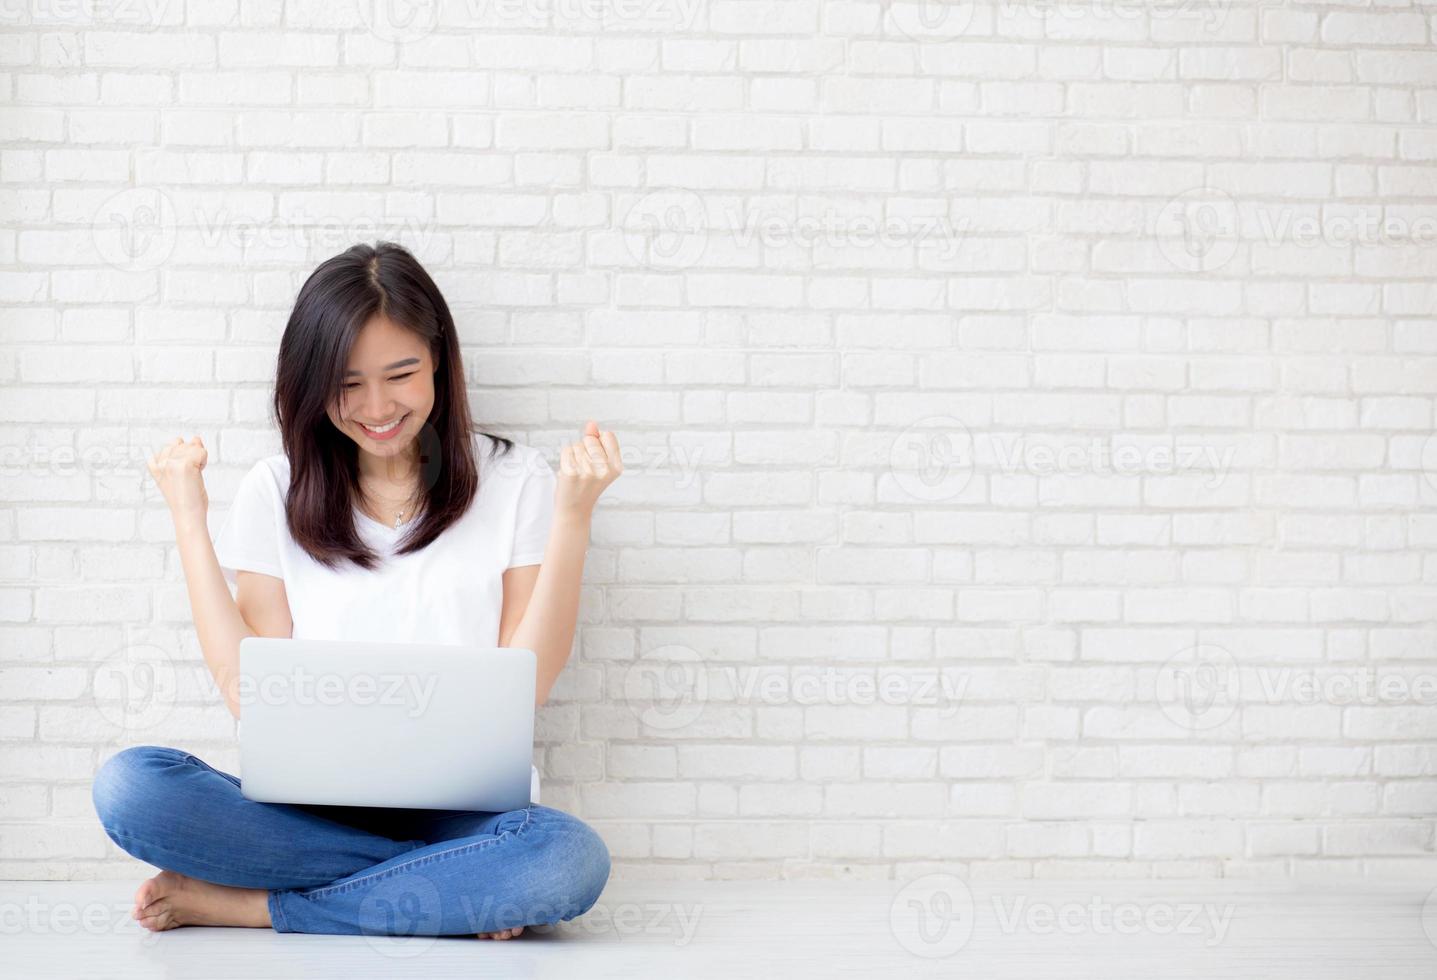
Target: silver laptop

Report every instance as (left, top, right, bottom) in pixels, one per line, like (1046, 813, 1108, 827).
(237, 637, 537, 811)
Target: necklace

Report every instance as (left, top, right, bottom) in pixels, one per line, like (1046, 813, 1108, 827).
(360, 479, 421, 528)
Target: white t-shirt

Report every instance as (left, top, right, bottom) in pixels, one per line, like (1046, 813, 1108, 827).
(213, 431, 553, 802)
(213, 431, 554, 643)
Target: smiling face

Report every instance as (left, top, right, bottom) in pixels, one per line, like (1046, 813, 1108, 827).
(325, 314, 436, 467)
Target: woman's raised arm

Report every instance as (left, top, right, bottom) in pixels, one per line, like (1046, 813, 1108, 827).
(148, 435, 255, 720)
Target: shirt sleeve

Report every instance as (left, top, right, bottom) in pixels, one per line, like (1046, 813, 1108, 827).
(507, 450, 556, 569)
(212, 459, 285, 588)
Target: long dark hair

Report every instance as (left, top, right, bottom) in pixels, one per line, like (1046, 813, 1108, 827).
(272, 241, 514, 572)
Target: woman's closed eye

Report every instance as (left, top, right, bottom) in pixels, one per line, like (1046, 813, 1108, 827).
(344, 373, 415, 390)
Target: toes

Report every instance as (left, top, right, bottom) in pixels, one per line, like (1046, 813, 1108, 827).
(136, 910, 169, 932)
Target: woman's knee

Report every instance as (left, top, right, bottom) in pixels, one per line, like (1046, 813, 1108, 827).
(525, 806, 611, 916)
(91, 745, 188, 831)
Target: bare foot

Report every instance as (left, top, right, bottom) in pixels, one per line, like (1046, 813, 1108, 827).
(132, 870, 271, 931)
(476, 925, 525, 940)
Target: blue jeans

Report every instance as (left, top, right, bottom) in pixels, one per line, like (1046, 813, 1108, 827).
(91, 745, 611, 936)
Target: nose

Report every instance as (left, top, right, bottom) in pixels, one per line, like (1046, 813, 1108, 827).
(360, 385, 395, 422)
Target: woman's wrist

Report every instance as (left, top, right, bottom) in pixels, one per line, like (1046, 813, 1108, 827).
(173, 510, 209, 539)
(553, 507, 593, 532)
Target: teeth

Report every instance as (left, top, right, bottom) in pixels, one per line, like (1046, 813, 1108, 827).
(363, 416, 404, 433)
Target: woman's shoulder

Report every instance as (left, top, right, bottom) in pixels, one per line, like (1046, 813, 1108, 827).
(474, 431, 551, 485)
(241, 451, 290, 496)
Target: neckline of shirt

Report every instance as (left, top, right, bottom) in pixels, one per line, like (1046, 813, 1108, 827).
(354, 506, 404, 535)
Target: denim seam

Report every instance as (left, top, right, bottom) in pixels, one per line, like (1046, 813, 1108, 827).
(268, 890, 290, 932)
(180, 751, 240, 786)
(104, 828, 353, 885)
(290, 805, 537, 901)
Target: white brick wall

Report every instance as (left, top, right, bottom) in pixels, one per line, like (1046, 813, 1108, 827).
(2, 0, 1436, 881)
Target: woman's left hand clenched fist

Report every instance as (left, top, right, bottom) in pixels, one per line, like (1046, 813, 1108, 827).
(556, 420, 623, 519)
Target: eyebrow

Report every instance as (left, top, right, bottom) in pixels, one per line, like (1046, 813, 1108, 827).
(343, 357, 420, 377)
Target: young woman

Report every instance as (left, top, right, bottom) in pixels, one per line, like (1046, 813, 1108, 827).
(90, 241, 622, 940)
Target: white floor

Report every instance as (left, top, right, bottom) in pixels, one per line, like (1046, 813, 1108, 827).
(4, 877, 1436, 978)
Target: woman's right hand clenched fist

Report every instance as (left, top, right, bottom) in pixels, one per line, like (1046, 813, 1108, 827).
(148, 435, 210, 525)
